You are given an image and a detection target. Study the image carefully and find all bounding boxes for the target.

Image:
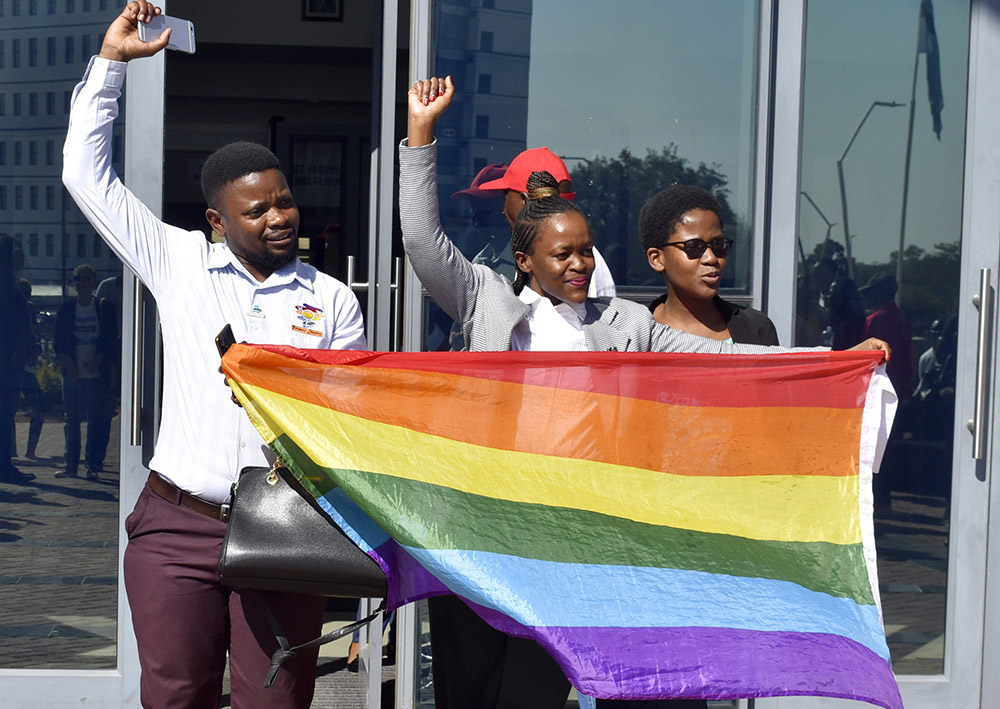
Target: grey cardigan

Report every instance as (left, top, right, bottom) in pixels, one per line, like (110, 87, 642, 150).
(399, 140, 801, 355)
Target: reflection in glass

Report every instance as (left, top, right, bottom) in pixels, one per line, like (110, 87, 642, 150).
(431, 0, 760, 301)
(797, 0, 969, 675)
(0, 5, 122, 669)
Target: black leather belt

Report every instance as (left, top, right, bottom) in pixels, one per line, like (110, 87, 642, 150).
(148, 472, 230, 523)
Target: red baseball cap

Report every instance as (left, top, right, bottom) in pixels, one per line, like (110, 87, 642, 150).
(451, 163, 509, 199)
(478, 147, 576, 200)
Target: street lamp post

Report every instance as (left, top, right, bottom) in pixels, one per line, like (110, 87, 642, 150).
(799, 190, 838, 266)
(836, 100, 905, 280)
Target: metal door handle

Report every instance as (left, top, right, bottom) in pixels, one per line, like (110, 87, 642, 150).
(391, 256, 403, 352)
(966, 267, 992, 459)
(130, 277, 144, 446)
(345, 255, 369, 293)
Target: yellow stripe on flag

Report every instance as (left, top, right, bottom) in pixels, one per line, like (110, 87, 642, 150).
(233, 381, 861, 545)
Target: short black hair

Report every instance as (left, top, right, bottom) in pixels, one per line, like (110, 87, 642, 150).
(510, 170, 583, 293)
(639, 185, 723, 251)
(200, 142, 282, 210)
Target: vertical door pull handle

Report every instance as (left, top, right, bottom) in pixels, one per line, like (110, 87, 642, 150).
(129, 278, 144, 447)
(966, 267, 992, 459)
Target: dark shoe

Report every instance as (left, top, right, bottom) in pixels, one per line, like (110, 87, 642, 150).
(2, 467, 35, 484)
(347, 657, 359, 673)
(55, 468, 79, 478)
(86, 468, 100, 481)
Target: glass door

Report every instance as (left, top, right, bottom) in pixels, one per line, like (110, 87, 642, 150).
(759, 0, 994, 706)
(159, 1, 408, 706)
(0, 1, 142, 705)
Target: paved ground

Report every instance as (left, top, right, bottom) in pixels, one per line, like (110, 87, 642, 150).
(1, 411, 948, 704)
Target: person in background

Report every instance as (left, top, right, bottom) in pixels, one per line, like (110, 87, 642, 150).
(0, 235, 34, 484)
(53, 264, 116, 480)
(641, 184, 779, 346)
(63, 4, 366, 705)
(861, 272, 912, 401)
(16, 278, 45, 460)
(479, 146, 617, 298)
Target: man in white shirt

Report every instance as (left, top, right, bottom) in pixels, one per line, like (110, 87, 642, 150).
(62, 3, 366, 706)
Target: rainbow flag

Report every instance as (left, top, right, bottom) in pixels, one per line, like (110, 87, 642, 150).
(222, 345, 900, 708)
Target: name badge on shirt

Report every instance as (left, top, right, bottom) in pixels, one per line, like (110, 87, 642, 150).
(292, 303, 325, 337)
(248, 304, 265, 319)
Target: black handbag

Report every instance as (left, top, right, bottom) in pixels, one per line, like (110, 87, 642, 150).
(219, 463, 388, 686)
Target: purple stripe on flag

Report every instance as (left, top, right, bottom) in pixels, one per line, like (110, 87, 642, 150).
(372, 538, 450, 608)
(466, 602, 902, 709)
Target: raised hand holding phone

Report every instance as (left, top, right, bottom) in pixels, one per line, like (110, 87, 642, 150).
(98, 1, 172, 62)
(138, 14, 196, 54)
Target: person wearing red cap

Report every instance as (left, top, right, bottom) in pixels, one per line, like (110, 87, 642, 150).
(475, 149, 617, 298)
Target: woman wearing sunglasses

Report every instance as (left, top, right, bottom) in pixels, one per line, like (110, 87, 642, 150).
(642, 185, 779, 346)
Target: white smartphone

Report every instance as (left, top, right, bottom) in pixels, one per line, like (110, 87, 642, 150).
(137, 14, 196, 54)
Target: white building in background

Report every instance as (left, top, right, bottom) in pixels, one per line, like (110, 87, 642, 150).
(0, 0, 122, 296)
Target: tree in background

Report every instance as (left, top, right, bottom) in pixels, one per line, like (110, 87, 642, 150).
(568, 145, 734, 288)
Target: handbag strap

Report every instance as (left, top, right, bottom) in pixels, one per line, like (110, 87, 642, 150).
(261, 594, 388, 688)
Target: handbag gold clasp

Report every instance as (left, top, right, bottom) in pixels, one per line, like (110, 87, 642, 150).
(266, 459, 284, 486)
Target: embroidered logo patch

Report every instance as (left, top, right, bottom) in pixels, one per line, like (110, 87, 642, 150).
(293, 303, 325, 336)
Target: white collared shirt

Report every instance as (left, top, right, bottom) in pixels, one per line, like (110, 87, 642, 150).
(510, 287, 589, 352)
(64, 58, 366, 502)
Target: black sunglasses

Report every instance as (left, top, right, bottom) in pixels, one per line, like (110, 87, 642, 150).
(665, 237, 734, 259)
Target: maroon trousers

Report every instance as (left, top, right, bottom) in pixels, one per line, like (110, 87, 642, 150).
(123, 482, 326, 709)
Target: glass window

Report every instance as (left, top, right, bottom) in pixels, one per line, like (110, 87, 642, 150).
(65, 0, 74, 12)
(12, 0, 19, 15)
(0, 4, 124, 673)
(81, 33, 90, 61)
(796, 0, 970, 676)
(0, 39, 4, 69)
(423, 0, 761, 353)
(424, 0, 759, 349)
